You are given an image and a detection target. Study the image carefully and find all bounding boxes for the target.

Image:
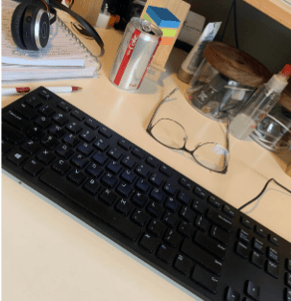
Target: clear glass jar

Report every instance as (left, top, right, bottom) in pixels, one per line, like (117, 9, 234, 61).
(250, 104, 291, 152)
(186, 59, 256, 123)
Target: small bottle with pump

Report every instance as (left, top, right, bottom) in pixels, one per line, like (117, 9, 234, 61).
(95, 3, 110, 29)
(229, 64, 291, 140)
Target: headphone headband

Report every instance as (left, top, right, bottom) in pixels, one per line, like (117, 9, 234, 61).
(12, 0, 104, 54)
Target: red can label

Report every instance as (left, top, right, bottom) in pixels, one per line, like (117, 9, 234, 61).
(113, 29, 141, 86)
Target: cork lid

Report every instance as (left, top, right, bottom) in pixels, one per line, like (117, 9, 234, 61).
(279, 79, 291, 112)
(204, 42, 271, 87)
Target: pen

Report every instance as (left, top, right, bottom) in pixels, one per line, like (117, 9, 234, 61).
(2, 86, 82, 96)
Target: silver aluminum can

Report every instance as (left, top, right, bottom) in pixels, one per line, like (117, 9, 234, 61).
(109, 17, 163, 92)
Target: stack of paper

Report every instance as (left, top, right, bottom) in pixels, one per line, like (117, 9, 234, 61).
(2, 0, 99, 82)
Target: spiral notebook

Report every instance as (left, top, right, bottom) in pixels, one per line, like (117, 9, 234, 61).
(2, 0, 100, 82)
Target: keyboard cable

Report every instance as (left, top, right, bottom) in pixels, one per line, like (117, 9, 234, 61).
(238, 178, 291, 211)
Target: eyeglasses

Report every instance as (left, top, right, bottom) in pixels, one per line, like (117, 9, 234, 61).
(146, 87, 230, 174)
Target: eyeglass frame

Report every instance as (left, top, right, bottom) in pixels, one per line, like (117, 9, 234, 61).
(146, 87, 230, 174)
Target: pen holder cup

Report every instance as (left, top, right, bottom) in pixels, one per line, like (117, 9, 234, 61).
(250, 85, 291, 153)
(185, 42, 271, 123)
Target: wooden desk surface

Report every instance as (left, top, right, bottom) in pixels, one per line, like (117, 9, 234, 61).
(2, 20, 291, 301)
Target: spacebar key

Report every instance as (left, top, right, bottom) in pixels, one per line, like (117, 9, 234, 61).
(40, 171, 140, 241)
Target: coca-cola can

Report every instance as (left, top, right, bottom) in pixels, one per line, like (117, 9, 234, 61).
(109, 17, 163, 92)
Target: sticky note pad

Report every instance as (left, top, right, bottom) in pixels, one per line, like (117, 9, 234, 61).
(146, 6, 180, 28)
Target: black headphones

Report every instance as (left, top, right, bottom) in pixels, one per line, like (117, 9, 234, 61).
(11, 0, 104, 53)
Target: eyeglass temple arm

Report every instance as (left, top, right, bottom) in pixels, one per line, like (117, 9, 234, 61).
(146, 87, 180, 131)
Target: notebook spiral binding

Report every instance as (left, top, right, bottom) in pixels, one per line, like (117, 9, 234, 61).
(56, 16, 102, 72)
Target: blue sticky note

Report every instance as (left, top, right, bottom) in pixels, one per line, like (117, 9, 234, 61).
(146, 6, 180, 28)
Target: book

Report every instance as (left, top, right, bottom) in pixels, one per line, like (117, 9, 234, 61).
(2, 0, 100, 82)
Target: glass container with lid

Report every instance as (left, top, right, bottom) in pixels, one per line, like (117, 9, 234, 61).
(185, 42, 271, 122)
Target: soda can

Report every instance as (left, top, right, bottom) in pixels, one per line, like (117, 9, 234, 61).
(109, 17, 163, 92)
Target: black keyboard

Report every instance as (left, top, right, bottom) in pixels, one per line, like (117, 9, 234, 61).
(2, 87, 291, 301)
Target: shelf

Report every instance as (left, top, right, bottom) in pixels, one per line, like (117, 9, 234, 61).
(243, 0, 291, 30)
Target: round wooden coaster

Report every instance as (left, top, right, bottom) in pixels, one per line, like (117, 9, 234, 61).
(204, 42, 271, 87)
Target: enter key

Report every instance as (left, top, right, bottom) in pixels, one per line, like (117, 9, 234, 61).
(194, 231, 227, 260)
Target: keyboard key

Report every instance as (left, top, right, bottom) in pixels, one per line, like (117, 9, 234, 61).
(245, 280, 260, 300)
(150, 187, 165, 203)
(147, 220, 164, 237)
(131, 210, 148, 226)
(207, 209, 232, 232)
(253, 238, 265, 254)
(2, 123, 25, 145)
(57, 101, 71, 112)
(80, 129, 95, 143)
(36, 150, 56, 165)
(222, 204, 235, 218)
(56, 144, 74, 159)
(135, 164, 150, 178)
(191, 266, 219, 294)
(25, 95, 42, 108)
(255, 225, 267, 238)
(135, 179, 150, 193)
(285, 288, 291, 301)
(40, 172, 139, 241)
(108, 147, 123, 160)
(266, 261, 279, 278)
(116, 182, 133, 198)
(101, 172, 118, 188)
(194, 187, 206, 199)
(52, 159, 71, 175)
(163, 182, 177, 196)
(179, 177, 193, 190)
(162, 212, 177, 228)
(286, 273, 291, 287)
(131, 192, 148, 208)
(177, 221, 194, 238)
(177, 191, 191, 205)
(179, 206, 195, 222)
(63, 134, 80, 147)
(85, 118, 99, 130)
(149, 173, 163, 187)
(250, 251, 264, 269)
(41, 135, 59, 150)
(86, 163, 102, 178)
(192, 199, 207, 215)
(267, 247, 279, 263)
(210, 225, 230, 245)
(146, 156, 159, 168)
(48, 125, 65, 138)
(163, 229, 181, 247)
(66, 121, 82, 134)
(106, 160, 122, 174)
(235, 241, 249, 259)
(71, 109, 86, 121)
(99, 126, 112, 138)
(14, 103, 37, 120)
(92, 151, 107, 166)
(26, 125, 45, 140)
(118, 139, 131, 151)
(7, 150, 28, 166)
(34, 116, 52, 128)
(174, 255, 193, 275)
(147, 202, 163, 218)
(99, 189, 118, 205)
(208, 195, 221, 208)
(21, 140, 41, 155)
(269, 234, 280, 247)
(194, 231, 226, 260)
(195, 216, 209, 232)
(120, 169, 135, 184)
(77, 142, 94, 157)
(115, 199, 133, 216)
(287, 259, 291, 272)
(156, 244, 175, 264)
(71, 154, 88, 169)
(238, 229, 251, 245)
(67, 169, 86, 186)
(93, 137, 109, 151)
(121, 155, 136, 169)
(2, 141, 12, 155)
(164, 197, 180, 213)
(83, 178, 101, 195)
(52, 113, 68, 126)
(38, 88, 52, 100)
(3, 110, 29, 130)
(241, 217, 254, 229)
(39, 104, 55, 117)
(23, 159, 43, 176)
(159, 165, 172, 177)
(139, 233, 157, 253)
(181, 239, 223, 276)
(225, 287, 240, 301)
(131, 147, 144, 159)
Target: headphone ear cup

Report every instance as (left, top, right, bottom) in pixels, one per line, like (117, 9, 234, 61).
(11, 3, 28, 50)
